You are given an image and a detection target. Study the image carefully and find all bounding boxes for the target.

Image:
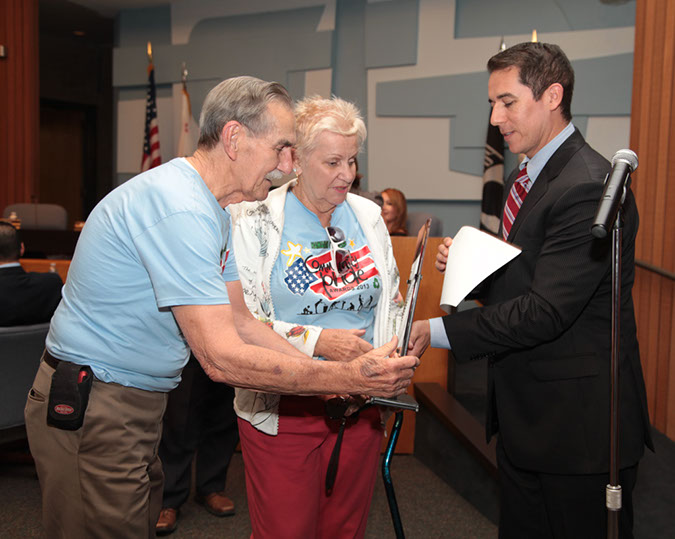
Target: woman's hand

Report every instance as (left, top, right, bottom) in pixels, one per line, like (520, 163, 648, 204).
(315, 328, 373, 362)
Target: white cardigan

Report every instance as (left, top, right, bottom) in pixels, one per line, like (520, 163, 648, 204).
(229, 180, 403, 435)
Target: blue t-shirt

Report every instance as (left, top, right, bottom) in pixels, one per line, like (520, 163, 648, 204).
(271, 192, 381, 351)
(47, 158, 239, 391)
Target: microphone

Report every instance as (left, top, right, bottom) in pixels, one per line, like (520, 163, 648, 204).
(591, 149, 638, 239)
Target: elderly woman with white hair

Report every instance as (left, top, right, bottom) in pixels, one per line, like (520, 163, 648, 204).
(230, 96, 403, 538)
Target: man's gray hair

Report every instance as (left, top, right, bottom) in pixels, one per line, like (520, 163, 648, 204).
(198, 76, 292, 149)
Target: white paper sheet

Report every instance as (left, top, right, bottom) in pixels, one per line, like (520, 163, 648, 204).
(440, 226, 521, 312)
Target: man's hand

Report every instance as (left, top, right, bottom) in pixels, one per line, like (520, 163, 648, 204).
(175, 303, 416, 397)
(350, 336, 418, 397)
(435, 236, 453, 273)
(408, 320, 431, 358)
(315, 328, 373, 362)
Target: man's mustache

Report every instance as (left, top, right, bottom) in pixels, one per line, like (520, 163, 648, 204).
(265, 170, 284, 181)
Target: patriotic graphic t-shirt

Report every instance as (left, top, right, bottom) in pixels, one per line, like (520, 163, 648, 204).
(271, 191, 382, 349)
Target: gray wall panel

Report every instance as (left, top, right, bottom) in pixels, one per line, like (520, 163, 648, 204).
(332, 0, 369, 178)
(117, 5, 172, 47)
(113, 0, 636, 235)
(114, 7, 333, 88)
(455, 0, 636, 38)
(376, 55, 630, 177)
(365, 0, 418, 68)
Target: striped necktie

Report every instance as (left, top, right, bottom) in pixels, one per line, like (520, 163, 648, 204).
(502, 165, 532, 240)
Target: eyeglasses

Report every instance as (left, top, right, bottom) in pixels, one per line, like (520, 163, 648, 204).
(325, 226, 353, 276)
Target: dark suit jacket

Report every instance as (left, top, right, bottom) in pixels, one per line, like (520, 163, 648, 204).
(0, 265, 63, 326)
(443, 129, 653, 474)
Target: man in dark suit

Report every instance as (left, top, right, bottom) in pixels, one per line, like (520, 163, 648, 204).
(155, 355, 239, 535)
(0, 221, 62, 326)
(410, 42, 653, 538)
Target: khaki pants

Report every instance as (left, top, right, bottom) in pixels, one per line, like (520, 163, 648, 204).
(25, 357, 167, 539)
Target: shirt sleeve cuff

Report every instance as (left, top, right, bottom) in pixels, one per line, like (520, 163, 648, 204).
(429, 317, 451, 350)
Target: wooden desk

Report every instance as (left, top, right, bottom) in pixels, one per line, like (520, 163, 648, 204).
(20, 258, 71, 282)
(385, 236, 450, 453)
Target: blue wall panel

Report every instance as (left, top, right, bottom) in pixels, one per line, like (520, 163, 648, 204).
(376, 54, 632, 176)
(455, 0, 635, 38)
(114, 6, 333, 126)
(114, 8, 331, 85)
(365, 0, 418, 68)
(117, 5, 172, 47)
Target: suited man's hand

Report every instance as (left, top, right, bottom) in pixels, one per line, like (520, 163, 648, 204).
(409, 320, 431, 358)
(435, 237, 453, 273)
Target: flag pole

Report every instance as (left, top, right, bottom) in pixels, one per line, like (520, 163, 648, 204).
(177, 62, 198, 157)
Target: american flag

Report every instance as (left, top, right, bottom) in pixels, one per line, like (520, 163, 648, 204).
(284, 257, 318, 295)
(141, 62, 161, 171)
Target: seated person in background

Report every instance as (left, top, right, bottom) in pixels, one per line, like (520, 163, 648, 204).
(0, 221, 62, 326)
(381, 188, 408, 236)
(230, 95, 404, 539)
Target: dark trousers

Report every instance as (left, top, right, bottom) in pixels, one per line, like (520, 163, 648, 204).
(497, 438, 638, 539)
(159, 355, 239, 509)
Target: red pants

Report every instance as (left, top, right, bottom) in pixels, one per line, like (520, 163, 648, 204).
(239, 396, 383, 539)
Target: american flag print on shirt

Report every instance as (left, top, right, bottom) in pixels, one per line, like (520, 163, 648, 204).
(306, 244, 379, 301)
(284, 257, 318, 295)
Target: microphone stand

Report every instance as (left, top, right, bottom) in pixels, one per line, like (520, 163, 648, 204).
(605, 205, 623, 539)
(592, 151, 636, 539)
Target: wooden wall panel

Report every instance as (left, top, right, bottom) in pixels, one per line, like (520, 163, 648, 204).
(630, 0, 675, 442)
(0, 0, 39, 213)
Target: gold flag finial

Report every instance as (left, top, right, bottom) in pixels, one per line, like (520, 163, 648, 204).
(499, 36, 507, 51)
(531, 29, 538, 43)
(181, 62, 188, 84)
(147, 41, 153, 63)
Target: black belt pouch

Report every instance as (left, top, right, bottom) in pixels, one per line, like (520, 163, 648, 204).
(47, 362, 94, 431)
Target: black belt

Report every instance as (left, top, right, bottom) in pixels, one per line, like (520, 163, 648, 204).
(44, 350, 63, 369)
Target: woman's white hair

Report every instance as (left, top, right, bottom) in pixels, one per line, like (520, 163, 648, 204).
(294, 96, 367, 159)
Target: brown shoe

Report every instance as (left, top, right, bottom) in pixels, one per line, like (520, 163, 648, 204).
(156, 508, 178, 535)
(196, 492, 235, 517)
